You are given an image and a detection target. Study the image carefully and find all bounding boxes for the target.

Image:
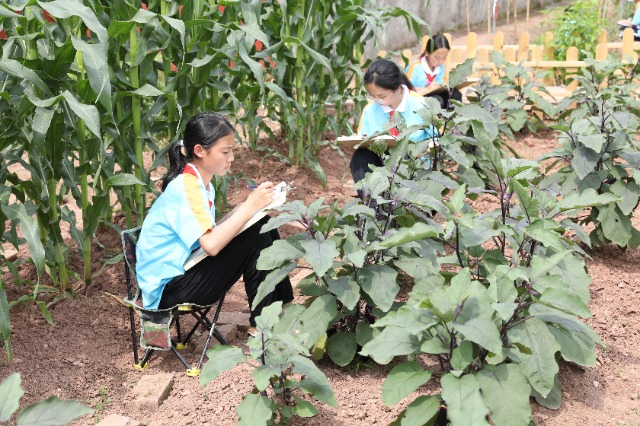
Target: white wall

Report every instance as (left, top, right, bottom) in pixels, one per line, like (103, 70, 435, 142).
(376, 0, 563, 51)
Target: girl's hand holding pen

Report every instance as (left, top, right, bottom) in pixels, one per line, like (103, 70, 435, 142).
(245, 181, 274, 211)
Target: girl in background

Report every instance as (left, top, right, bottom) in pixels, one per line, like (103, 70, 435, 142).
(136, 112, 293, 327)
(350, 59, 436, 196)
(406, 34, 462, 110)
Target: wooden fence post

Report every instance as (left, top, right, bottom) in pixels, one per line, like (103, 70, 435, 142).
(467, 32, 478, 58)
(517, 32, 530, 61)
(565, 47, 580, 92)
(493, 31, 505, 53)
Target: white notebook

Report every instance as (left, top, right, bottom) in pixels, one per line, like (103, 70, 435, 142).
(184, 181, 289, 271)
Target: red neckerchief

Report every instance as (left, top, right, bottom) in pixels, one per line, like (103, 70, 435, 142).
(426, 73, 437, 86)
(388, 110, 399, 137)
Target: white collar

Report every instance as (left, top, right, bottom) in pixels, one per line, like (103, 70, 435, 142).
(420, 56, 437, 76)
(380, 85, 410, 114)
(186, 162, 213, 202)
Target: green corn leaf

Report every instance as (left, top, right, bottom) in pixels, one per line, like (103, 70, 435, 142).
(507, 318, 560, 397)
(237, 394, 275, 426)
(299, 237, 339, 277)
(239, 23, 270, 49)
(0, 4, 22, 17)
(360, 264, 399, 312)
(376, 222, 439, 249)
(360, 326, 420, 364)
(441, 373, 490, 426)
(256, 239, 303, 270)
(131, 84, 164, 97)
(382, 361, 432, 406)
(61, 91, 101, 140)
(17, 396, 93, 426)
(162, 15, 186, 53)
(597, 204, 632, 246)
(0, 59, 50, 94)
(476, 364, 532, 426)
(200, 346, 247, 387)
(32, 107, 55, 147)
(39, 0, 108, 52)
(105, 173, 146, 187)
(292, 355, 337, 407)
(326, 276, 360, 310)
(327, 332, 357, 367)
(0, 373, 23, 421)
(390, 395, 440, 426)
(70, 37, 112, 112)
(0, 286, 11, 363)
(252, 263, 297, 310)
(1, 205, 45, 278)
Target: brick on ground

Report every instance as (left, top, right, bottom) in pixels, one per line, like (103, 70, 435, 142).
(131, 373, 174, 411)
(96, 414, 140, 426)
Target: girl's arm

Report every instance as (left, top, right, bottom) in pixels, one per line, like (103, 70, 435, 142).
(198, 181, 275, 256)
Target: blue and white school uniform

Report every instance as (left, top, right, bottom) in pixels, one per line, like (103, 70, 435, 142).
(136, 164, 214, 310)
(633, 6, 640, 38)
(357, 84, 437, 141)
(406, 57, 445, 89)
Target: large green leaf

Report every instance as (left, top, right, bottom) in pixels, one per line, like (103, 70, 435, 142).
(382, 361, 432, 406)
(453, 318, 502, 354)
(610, 180, 640, 216)
(441, 373, 490, 426)
(512, 180, 539, 222)
(251, 365, 281, 392)
(200, 346, 247, 387)
(237, 394, 275, 426)
(292, 355, 337, 407)
(0, 373, 23, 421)
(17, 396, 92, 426)
(597, 204, 632, 246)
(326, 276, 360, 310)
(298, 295, 338, 348)
(0, 59, 50, 93)
(257, 239, 303, 270)
(547, 324, 596, 367)
(570, 146, 599, 180)
(476, 364, 532, 426)
(390, 395, 440, 426)
(360, 326, 420, 364)
(299, 237, 339, 277)
(507, 318, 560, 397)
(327, 332, 357, 367)
(376, 222, 439, 249)
(539, 288, 591, 318)
(251, 262, 297, 310)
(360, 264, 398, 312)
(530, 376, 562, 410)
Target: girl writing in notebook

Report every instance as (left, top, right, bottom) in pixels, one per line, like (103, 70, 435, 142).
(136, 112, 293, 327)
(350, 59, 436, 196)
(406, 34, 462, 110)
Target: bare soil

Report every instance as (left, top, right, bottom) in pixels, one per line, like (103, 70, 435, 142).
(2, 125, 640, 426)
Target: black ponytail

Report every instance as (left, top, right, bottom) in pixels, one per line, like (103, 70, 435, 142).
(364, 59, 415, 92)
(162, 112, 234, 191)
(420, 34, 450, 58)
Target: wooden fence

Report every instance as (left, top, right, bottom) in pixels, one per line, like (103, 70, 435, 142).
(384, 28, 640, 104)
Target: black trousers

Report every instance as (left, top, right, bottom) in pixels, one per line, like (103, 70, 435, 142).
(427, 88, 463, 110)
(159, 216, 293, 326)
(349, 148, 383, 199)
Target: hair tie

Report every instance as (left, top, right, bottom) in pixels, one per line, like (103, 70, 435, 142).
(178, 139, 184, 147)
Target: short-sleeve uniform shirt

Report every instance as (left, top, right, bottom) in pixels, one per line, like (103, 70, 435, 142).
(136, 164, 214, 309)
(357, 85, 437, 141)
(406, 57, 445, 88)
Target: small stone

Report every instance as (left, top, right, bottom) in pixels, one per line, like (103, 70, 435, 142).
(631, 394, 637, 400)
(593, 380, 599, 388)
